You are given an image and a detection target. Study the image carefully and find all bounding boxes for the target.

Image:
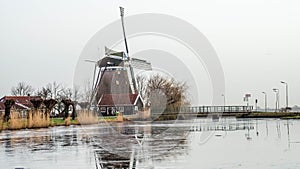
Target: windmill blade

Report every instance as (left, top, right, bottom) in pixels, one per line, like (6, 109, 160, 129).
(92, 64, 97, 90)
(120, 7, 129, 56)
(89, 67, 101, 104)
(131, 58, 152, 70)
(93, 68, 102, 94)
(84, 59, 99, 91)
(90, 66, 110, 104)
(105, 46, 124, 57)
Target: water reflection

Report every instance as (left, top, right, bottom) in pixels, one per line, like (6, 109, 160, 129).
(92, 121, 190, 169)
(0, 118, 300, 169)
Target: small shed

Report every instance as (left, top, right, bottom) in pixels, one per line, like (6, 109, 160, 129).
(98, 93, 144, 116)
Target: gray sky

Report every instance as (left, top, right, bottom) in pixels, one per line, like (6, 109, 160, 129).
(1, 0, 300, 108)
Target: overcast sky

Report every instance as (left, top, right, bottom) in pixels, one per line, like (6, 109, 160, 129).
(1, 0, 300, 108)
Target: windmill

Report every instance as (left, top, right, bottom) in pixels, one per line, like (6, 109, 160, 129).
(89, 7, 152, 106)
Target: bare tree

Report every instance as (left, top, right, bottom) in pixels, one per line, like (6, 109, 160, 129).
(11, 82, 34, 96)
(36, 81, 62, 99)
(75, 81, 92, 110)
(51, 81, 63, 99)
(137, 74, 189, 114)
(72, 85, 81, 102)
(82, 80, 93, 103)
(36, 86, 51, 99)
(59, 87, 72, 100)
(36, 82, 68, 116)
(136, 75, 148, 99)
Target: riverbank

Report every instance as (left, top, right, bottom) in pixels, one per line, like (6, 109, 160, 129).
(2, 111, 300, 131)
(235, 112, 300, 119)
(0, 110, 125, 131)
(186, 111, 300, 119)
(0, 116, 123, 131)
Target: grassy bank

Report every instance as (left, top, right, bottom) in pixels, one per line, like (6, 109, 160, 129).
(236, 112, 300, 118)
(0, 110, 129, 131)
(281, 115, 300, 119)
(0, 111, 98, 131)
(50, 118, 79, 126)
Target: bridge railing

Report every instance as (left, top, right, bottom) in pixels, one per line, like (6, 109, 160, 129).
(181, 106, 253, 113)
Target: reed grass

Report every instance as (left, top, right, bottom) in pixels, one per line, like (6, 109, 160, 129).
(1, 109, 102, 131)
(27, 110, 50, 128)
(9, 111, 27, 130)
(5, 110, 50, 130)
(0, 119, 2, 131)
(0, 113, 8, 131)
(64, 117, 71, 126)
(77, 110, 98, 125)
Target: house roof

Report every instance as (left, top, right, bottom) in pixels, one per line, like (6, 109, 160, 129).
(98, 94, 142, 106)
(0, 95, 42, 110)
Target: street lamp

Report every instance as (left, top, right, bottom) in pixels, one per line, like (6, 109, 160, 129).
(221, 94, 226, 112)
(262, 92, 267, 112)
(273, 88, 279, 112)
(280, 81, 289, 111)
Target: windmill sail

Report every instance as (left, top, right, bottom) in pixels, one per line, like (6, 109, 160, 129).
(105, 46, 125, 58)
(131, 58, 152, 70)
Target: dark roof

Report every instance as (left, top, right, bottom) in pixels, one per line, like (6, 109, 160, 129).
(0, 96, 42, 110)
(97, 56, 124, 68)
(98, 94, 141, 106)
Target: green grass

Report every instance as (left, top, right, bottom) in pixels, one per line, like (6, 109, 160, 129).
(281, 115, 300, 119)
(99, 116, 117, 122)
(99, 116, 117, 119)
(50, 118, 79, 126)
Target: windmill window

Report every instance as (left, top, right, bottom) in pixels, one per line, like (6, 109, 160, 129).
(116, 80, 119, 85)
(100, 107, 106, 112)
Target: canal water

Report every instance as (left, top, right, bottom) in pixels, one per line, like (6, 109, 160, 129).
(1, 118, 300, 169)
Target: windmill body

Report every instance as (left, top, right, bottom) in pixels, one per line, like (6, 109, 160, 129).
(90, 7, 152, 116)
(92, 48, 151, 116)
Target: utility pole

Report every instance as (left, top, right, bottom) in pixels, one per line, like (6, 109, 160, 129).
(280, 81, 289, 111)
(222, 94, 226, 112)
(273, 88, 279, 112)
(262, 92, 267, 112)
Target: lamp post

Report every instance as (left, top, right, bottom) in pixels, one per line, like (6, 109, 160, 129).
(221, 94, 226, 112)
(280, 81, 288, 111)
(262, 92, 267, 112)
(273, 88, 279, 112)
